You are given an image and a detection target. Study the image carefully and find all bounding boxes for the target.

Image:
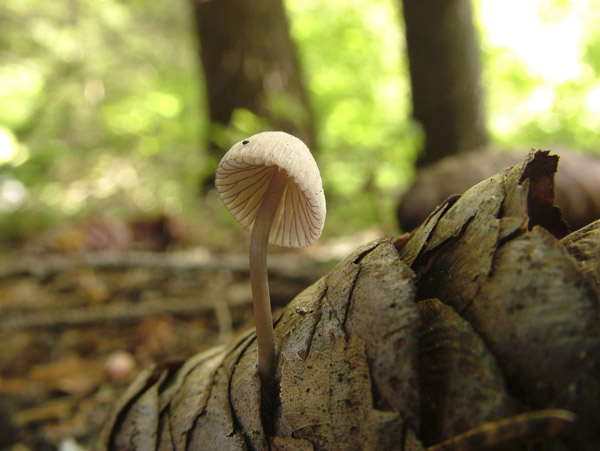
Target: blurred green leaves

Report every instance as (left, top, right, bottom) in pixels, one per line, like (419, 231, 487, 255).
(0, 0, 599, 249)
(478, 0, 600, 152)
(0, 0, 204, 244)
(0, 64, 44, 129)
(286, 0, 421, 234)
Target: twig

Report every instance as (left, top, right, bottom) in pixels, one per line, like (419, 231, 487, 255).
(0, 249, 328, 280)
(0, 297, 236, 334)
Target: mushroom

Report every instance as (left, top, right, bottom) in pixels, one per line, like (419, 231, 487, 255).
(215, 131, 326, 383)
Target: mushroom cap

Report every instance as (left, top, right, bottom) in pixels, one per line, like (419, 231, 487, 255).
(215, 131, 326, 248)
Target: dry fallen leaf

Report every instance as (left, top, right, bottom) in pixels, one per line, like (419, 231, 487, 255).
(277, 333, 402, 449)
(561, 220, 600, 294)
(417, 298, 518, 445)
(397, 150, 600, 448)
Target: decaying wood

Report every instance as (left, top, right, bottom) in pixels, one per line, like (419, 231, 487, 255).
(100, 150, 598, 450)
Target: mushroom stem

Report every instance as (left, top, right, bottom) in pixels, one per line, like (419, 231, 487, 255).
(250, 167, 288, 381)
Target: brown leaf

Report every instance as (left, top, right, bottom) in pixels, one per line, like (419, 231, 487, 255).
(397, 148, 600, 232)
(278, 239, 420, 420)
(561, 219, 600, 295)
(163, 344, 230, 449)
(98, 362, 181, 450)
(186, 332, 260, 450)
(28, 354, 105, 397)
(466, 227, 600, 438)
(112, 368, 165, 450)
(417, 299, 518, 446)
(397, 150, 600, 447)
(270, 436, 314, 450)
(278, 333, 403, 450)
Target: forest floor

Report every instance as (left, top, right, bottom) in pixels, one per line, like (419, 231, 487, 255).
(0, 224, 380, 449)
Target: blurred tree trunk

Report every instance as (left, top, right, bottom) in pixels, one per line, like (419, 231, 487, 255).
(191, 0, 315, 156)
(401, 0, 487, 165)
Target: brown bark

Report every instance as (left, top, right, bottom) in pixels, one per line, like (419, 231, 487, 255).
(401, 0, 487, 164)
(192, 0, 315, 153)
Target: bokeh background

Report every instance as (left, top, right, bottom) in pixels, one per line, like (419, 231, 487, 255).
(1, 0, 599, 252)
(2, 1, 600, 448)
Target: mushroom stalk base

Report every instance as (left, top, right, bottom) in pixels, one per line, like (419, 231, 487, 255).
(250, 167, 288, 382)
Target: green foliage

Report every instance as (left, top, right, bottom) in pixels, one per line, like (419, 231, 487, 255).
(286, 0, 421, 235)
(0, 0, 599, 250)
(0, 0, 205, 246)
(476, 0, 600, 153)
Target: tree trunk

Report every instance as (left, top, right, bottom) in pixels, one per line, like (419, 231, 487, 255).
(401, 0, 487, 165)
(191, 0, 315, 155)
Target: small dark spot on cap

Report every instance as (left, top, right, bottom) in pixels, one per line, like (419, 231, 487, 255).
(242, 140, 250, 145)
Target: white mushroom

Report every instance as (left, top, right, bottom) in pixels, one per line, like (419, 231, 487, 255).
(215, 131, 326, 382)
